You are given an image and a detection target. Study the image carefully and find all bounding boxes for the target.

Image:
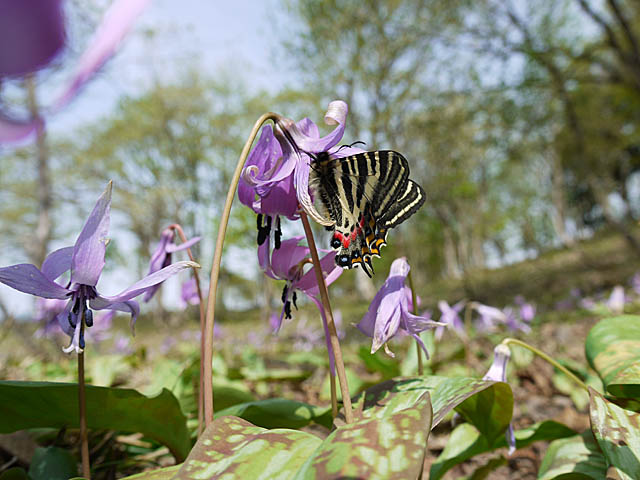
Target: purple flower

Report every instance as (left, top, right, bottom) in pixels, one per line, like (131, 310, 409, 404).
(471, 302, 506, 332)
(0, 0, 65, 77)
(436, 300, 466, 340)
(0, 0, 152, 143)
(0, 182, 197, 353)
(483, 344, 516, 455)
(356, 258, 443, 358)
(260, 236, 342, 332)
(143, 227, 200, 302)
(240, 101, 363, 229)
(502, 307, 531, 333)
(607, 285, 626, 314)
(632, 273, 640, 295)
(33, 298, 67, 338)
(179, 278, 200, 308)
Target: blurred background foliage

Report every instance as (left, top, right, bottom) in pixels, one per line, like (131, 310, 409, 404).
(2, 0, 640, 316)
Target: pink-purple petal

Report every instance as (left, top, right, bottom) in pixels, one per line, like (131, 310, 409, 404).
(71, 182, 112, 286)
(0, 264, 70, 299)
(99, 260, 198, 303)
(270, 237, 308, 280)
(41, 246, 73, 281)
(295, 251, 341, 294)
(0, 114, 43, 144)
(165, 236, 201, 253)
(0, 0, 65, 76)
(53, 0, 153, 110)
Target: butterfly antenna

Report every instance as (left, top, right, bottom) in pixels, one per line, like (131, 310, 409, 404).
(337, 140, 366, 152)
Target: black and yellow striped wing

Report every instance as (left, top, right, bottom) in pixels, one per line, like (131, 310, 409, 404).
(309, 150, 425, 277)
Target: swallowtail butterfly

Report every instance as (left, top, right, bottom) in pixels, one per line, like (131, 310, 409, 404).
(309, 150, 425, 277)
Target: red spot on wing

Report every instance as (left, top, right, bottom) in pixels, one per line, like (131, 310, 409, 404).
(334, 232, 350, 248)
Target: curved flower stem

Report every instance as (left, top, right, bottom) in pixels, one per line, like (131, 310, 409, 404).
(406, 269, 423, 375)
(500, 338, 588, 392)
(168, 223, 206, 436)
(203, 112, 281, 426)
(78, 319, 91, 479)
(300, 211, 353, 424)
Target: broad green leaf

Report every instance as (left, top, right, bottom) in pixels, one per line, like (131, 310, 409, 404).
(589, 387, 640, 480)
(215, 398, 332, 430)
(119, 465, 180, 480)
(0, 468, 28, 480)
(0, 381, 190, 462)
(28, 446, 78, 480)
(430, 421, 576, 480)
(358, 346, 401, 379)
(538, 431, 607, 480)
(174, 416, 321, 480)
(348, 376, 512, 436)
(585, 315, 640, 397)
(295, 391, 432, 479)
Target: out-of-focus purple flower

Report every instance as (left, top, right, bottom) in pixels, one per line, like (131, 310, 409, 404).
(33, 298, 67, 338)
(471, 302, 506, 332)
(178, 278, 200, 309)
(483, 344, 516, 455)
(607, 285, 626, 314)
(113, 334, 133, 355)
(579, 296, 596, 310)
(143, 227, 200, 302)
(0, 0, 65, 77)
(84, 310, 115, 344)
(503, 307, 531, 333)
(436, 300, 465, 340)
(0, 0, 152, 143)
(357, 258, 443, 358)
(632, 273, 640, 295)
(514, 295, 536, 323)
(0, 182, 197, 353)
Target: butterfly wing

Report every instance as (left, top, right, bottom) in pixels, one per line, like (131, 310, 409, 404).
(310, 150, 424, 276)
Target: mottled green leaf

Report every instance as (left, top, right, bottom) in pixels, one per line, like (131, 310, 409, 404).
(589, 387, 640, 479)
(215, 398, 332, 430)
(347, 376, 512, 435)
(430, 421, 576, 480)
(28, 446, 78, 480)
(538, 431, 607, 480)
(0, 381, 190, 462)
(174, 416, 321, 480)
(295, 391, 432, 479)
(119, 465, 181, 479)
(585, 315, 640, 397)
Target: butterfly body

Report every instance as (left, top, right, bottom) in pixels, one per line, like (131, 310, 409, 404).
(309, 150, 425, 277)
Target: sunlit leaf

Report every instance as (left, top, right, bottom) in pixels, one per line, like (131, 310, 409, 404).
(0, 381, 190, 462)
(215, 398, 332, 430)
(430, 421, 576, 480)
(295, 391, 432, 479)
(174, 416, 321, 479)
(589, 387, 640, 480)
(538, 431, 608, 480)
(585, 315, 640, 397)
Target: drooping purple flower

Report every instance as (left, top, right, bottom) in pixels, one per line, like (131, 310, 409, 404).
(260, 236, 342, 332)
(514, 296, 536, 324)
(483, 344, 516, 455)
(607, 285, 626, 314)
(502, 307, 531, 333)
(240, 101, 363, 229)
(0, 0, 152, 143)
(0, 0, 65, 77)
(143, 227, 200, 302)
(632, 273, 640, 295)
(0, 182, 197, 353)
(179, 277, 200, 308)
(471, 302, 506, 333)
(357, 258, 444, 358)
(436, 300, 466, 340)
(261, 236, 343, 373)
